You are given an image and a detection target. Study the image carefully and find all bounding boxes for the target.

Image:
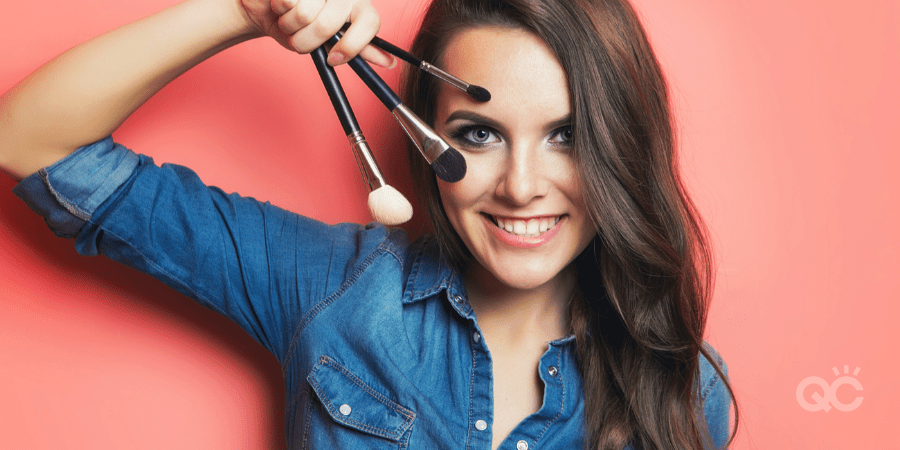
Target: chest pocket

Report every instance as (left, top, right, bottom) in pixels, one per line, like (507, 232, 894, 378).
(307, 355, 416, 447)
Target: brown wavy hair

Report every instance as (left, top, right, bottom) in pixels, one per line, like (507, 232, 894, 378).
(401, 0, 738, 448)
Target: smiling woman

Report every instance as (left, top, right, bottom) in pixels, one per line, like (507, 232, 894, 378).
(435, 28, 595, 294)
(0, 0, 735, 449)
(404, 0, 738, 448)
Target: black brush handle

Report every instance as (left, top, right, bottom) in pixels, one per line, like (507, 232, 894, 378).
(328, 34, 402, 110)
(370, 35, 421, 66)
(336, 24, 422, 67)
(310, 45, 360, 136)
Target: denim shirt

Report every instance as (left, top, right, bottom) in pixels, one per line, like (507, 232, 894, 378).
(13, 137, 732, 450)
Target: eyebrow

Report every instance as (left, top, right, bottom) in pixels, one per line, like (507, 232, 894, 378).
(444, 110, 572, 132)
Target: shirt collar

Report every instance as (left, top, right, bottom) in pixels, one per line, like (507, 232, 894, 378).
(403, 234, 458, 304)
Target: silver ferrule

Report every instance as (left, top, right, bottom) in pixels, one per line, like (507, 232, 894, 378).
(420, 61, 469, 92)
(347, 131, 385, 192)
(391, 104, 451, 164)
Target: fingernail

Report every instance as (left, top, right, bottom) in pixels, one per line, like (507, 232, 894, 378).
(327, 52, 345, 66)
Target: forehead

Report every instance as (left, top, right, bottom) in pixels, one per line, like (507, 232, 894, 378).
(436, 27, 571, 125)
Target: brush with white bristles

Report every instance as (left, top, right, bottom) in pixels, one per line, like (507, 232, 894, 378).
(310, 46, 413, 225)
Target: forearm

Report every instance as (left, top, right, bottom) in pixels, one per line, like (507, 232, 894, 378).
(0, 0, 259, 181)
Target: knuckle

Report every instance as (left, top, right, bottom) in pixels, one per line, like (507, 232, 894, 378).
(295, 10, 316, 26)
(294, 0, 321, 24)
(311, 19, 333, 38)
(289, 34, 312, 53)
(271, 0, 294, 14)
(276, 15, 293, 34)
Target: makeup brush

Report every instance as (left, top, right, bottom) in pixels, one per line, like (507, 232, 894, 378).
(310, 45, 413, 225)
(329, 34, 467, 183)
(366, 34, 490, 102)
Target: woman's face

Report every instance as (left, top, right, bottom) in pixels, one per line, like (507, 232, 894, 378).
(434, 27, 595, 291)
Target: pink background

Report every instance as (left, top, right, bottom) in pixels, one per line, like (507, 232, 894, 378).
(1, 0, 897, 448)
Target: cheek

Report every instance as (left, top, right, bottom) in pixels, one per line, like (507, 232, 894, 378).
(437, 165, 496, 219)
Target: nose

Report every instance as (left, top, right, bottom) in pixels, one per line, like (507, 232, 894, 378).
(495, 144, 548, 206)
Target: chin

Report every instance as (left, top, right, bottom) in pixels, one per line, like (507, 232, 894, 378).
(478, 257, 572, 292)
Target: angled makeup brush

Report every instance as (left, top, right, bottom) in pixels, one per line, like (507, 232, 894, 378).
(329, 33, 467, 183)
(310, 45, 413, 225)
(367, 35, 491, 103)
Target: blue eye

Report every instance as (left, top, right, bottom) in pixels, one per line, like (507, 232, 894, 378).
(549, 126, 573, 145)
(469, 127, 494, 143)
(447, 124, 502, 147)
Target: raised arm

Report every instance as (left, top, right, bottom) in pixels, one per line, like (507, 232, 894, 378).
(0, 0, 391, 181)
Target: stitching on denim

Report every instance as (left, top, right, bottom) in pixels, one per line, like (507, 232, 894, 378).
(323, 356, 416, 421)
(301, 398, 313, 450)
(466, 320, 476, 449)
(307, 356, 415, 440)
(533, 346, 566, 446)
(293, 388, 313, 450)
(700, 351, 725, 401)
(281, 242, 390, 370)
(40, 168, 92, 221)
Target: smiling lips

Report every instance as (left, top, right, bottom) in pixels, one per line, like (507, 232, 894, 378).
(484, 214, 566, 248)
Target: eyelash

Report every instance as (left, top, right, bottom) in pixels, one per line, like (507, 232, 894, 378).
(445, 124, 573, 149)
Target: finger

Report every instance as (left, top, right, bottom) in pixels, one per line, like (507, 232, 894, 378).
(324, 2, 381, 65)
(277, 0, 326, 36)
(270, 0, 297, 16)
(359, 44, 397, 69)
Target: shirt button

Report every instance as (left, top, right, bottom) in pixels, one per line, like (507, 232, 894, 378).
(453, 294, 463, 303)
(548, 366, 558, 377)
(339, 404, 352, 416)
(473, 332, 481, 343)
(475, 420, 488, 431)
(516, 440, 529, 450)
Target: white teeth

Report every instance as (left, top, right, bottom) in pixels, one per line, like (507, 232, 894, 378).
(493, 216, 561, 237)
(513, 221, 527, 235)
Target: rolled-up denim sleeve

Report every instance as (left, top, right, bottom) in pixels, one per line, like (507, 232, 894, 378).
(12, 137, 389, 363)
(699, 342, 733, 449)
(13, 137, 139, 239)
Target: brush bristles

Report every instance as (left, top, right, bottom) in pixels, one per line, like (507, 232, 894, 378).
(368, 185, 413, 225)
(431, 147, 467, 183)
(466, 85, 491, 102)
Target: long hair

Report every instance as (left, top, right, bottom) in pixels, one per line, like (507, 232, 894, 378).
(401, 0, 738, 448)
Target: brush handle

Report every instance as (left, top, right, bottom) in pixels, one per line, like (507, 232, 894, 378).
(328, 34, 402, 110)
(336, 23, 422, 67)
(370, 35, 421, 66)
(310, 45, 360, 136)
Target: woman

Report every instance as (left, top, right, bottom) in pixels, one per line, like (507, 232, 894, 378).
(0, 0, 737, 449)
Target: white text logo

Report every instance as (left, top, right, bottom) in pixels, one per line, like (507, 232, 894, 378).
(796, 366, 863, 412)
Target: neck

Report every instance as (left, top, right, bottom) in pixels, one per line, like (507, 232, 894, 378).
(464, 262, 576, 348)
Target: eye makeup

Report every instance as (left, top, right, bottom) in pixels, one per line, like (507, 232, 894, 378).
(444, 122, 574, 150)
(445, 124, 502, 149)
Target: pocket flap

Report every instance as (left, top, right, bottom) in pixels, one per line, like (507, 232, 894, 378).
(307, 356, 416, 441)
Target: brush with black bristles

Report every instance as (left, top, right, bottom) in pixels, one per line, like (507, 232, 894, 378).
(329, 33, 467, 183)
(338, 25, 491, 103)
(310, 45, 413, 225)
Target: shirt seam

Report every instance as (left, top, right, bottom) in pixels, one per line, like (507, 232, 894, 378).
(281, 235, 398, 370)
(700, 352, 725, 402)
(532, 345, 566, 447)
